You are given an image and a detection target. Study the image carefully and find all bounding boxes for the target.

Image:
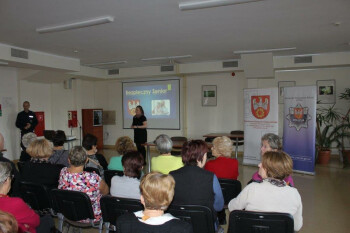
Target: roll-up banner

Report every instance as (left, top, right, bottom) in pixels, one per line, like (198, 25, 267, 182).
(243, 88, 279, 166)
(283, 86, 316, 175)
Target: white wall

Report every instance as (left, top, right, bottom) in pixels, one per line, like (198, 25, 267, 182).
(0, 67, 19, 160)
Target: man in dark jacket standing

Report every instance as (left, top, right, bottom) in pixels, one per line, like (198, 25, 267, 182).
(16, 101, 38, 149)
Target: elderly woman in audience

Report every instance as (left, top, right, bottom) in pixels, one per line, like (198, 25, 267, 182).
(48, 130, 69, 167)
(251, 133, 294, 186)
(228, 151, 303, 231)
(21, 139, 63, 189)
(19, 132, 37, 162)
(110, 151, 144, 199)
(170, 140, 224, 231)
(116, 172, 193, 233)
(0, 162, 40, 233)
(82, 134, 108, 178)
(0, 210, 18, 233)
(204, 136, 239, 179)
(151, 134, 183, 174)
(0, 134, 21, 197)
(108, 136, 137, 171)
(58, 146, 109, 222)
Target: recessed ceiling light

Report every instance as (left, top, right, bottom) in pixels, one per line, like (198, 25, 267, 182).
(141, 55, 192, 61)
(179, 0, 262, 11)
(233, 47, 296, 54)
(36, 16, 114, 33)
(332, 21, 341, 26)
(84, 60, 128, 67)
(73, 50, 79, 53)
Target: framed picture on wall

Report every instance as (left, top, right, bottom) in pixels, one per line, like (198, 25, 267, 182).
(93, 110, 103, 126)
(317, 80, 336, 104)
(202, 85, 217, 106)
(278, 81, 296, 104)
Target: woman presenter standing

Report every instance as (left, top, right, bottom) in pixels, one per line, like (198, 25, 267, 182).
(131, 105, 147, 163)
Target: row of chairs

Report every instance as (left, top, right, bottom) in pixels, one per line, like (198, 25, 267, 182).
(20, 180, 293, 233)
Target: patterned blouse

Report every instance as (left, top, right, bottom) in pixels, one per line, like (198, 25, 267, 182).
(58, 167, 102, 222)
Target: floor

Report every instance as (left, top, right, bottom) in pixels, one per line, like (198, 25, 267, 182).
(66, 149, 350, 233)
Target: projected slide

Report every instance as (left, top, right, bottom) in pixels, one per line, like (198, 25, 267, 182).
(123, 79, 180, 129)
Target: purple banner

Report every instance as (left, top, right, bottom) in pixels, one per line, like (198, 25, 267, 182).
(283, 86, 316, 174)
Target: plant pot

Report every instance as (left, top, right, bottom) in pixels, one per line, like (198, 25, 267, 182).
(342, 150, 350, 163)
(318, 150, 331, 164)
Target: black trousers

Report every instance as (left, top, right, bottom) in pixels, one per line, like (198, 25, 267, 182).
(136, 143, 146, 164)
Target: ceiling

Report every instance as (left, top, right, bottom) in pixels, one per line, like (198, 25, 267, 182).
(0, 0, 349, 69)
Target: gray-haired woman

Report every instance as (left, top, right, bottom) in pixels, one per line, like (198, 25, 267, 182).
(0, 162, 40, 233)
(58, 146, 109, 222)
(151, 134, 183, 174)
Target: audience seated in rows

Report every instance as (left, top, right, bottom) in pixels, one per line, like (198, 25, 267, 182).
(151, 134, 184, 174)
(0, 162, 40, 233)
(110, 151, 143, 200)
(108, 136, 136, 171)
(228, 151, 303, 231)
(82, 134, 108, 179)
(48, 130, 69, 167)
(19, 132, 37, 162)
(0, 210, 18, 233)
(251, 133, 294, 186)
(204, 136, 239, 180)
(58, 146, 109, 222)
(21, 139, 63, 190)
(117, 172, 193, 233)
(170, 140, 224, 231)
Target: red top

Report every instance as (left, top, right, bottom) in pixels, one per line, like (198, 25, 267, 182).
(0, 196, 40, 233)
(204, 156, 239, 180)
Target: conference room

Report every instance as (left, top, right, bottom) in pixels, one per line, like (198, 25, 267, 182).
(0, 1, 350, 232)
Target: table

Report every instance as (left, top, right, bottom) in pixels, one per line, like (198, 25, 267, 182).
(203, 133, 244, 159)
(65, 138, 78, 151)
(143, 141, 212, 173)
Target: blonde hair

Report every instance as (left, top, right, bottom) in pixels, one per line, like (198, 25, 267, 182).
(212, 136, 233, 157)
(26, 139, 53, 159)
(115, 136, 136, 155)
(262, 151, 293, 180)
(0, 210, 18, 233)
(140, 172, 175, 210)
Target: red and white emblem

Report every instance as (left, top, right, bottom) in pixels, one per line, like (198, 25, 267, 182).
(251, 95, 270, 119)
(127, 99, 140, 116)
(294, 107, 304, 119)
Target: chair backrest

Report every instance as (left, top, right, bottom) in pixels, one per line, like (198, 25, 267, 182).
(84, 167, 101, 176)
(170, 136, 187, 142)
(100, 195, 143, 226)
(218, 179, 242, 206)
(104, 170, 124, 187)
(167, 204, 215, 233)
(51, 189, 95, 221)
(228, 210, 294, 233)
(230, 130, 244, 135)
(20, 181, 52, 211)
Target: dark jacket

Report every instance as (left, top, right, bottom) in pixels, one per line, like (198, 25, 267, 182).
(170, 165, 216, 219)
(21, 160, 63, 190)
(117, 213, 193, 233)
(15, 110, 38, 134)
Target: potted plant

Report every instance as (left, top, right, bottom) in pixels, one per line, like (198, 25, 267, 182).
(338, 88, 350, 167)
(316, 105, 343, 164)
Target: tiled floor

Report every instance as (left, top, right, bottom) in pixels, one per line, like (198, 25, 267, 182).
(67, 150, 350, 233)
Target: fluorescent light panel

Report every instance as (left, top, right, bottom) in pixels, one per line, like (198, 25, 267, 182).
(179, 0, 262, 11)
(234, 47, 296, 54)
(84, 60, 127, 67)
(36, 16, 114, 34)
(0, 61, 9, 65)
(141, 55, 192, 61)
